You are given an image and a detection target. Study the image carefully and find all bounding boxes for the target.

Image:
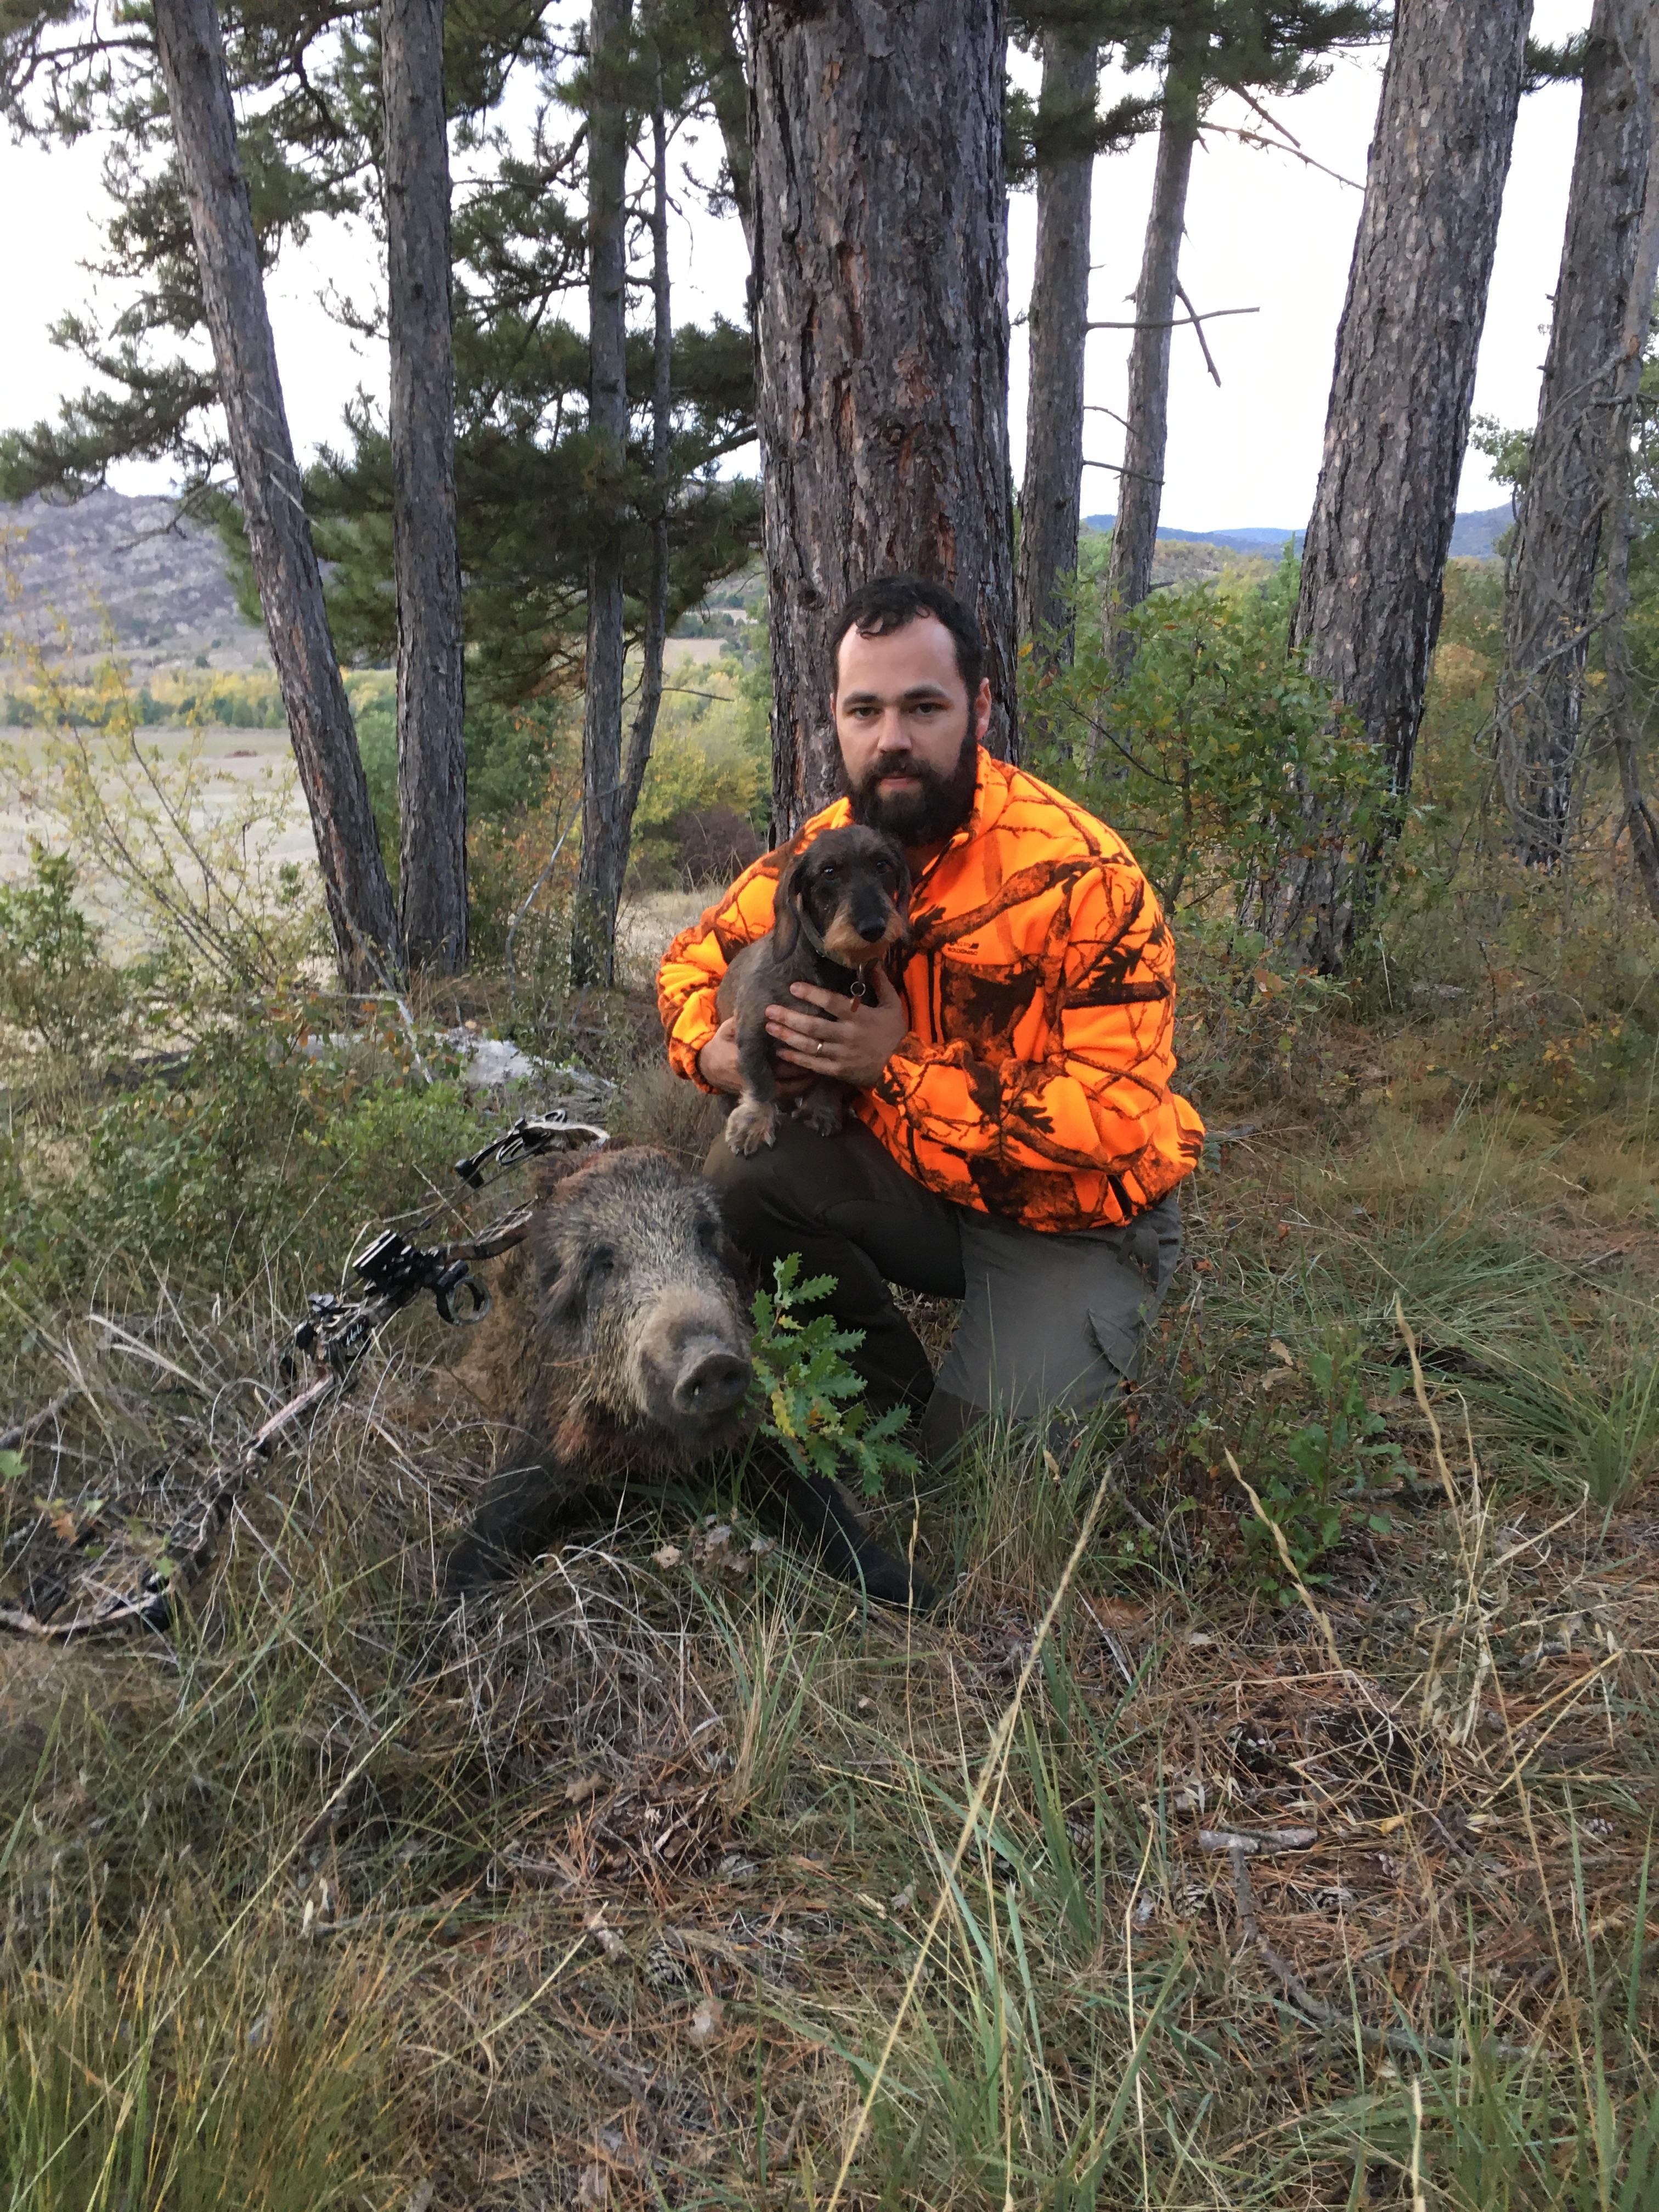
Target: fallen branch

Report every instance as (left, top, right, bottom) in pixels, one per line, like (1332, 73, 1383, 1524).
(1199, 1826, 1317, 1856)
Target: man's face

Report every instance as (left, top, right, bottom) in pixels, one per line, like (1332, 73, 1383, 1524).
(834, 612, 992, 848)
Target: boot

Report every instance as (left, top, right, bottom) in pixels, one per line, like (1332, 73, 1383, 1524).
(755, 1459, 938, 1611)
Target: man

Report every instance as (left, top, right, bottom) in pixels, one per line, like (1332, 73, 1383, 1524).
(657, 575, 1204, 1601)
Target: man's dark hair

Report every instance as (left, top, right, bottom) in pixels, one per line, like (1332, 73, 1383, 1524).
(830, 575, 985, 698)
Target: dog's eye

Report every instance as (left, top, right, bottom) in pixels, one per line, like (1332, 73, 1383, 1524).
(819, 864, 837, 881)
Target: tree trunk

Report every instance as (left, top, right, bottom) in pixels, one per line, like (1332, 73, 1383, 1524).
(1496, 0, 1656, 867)
(1268, 0, 1532, 972)
(1015, 29, 1097, 673)
(151, 0, 399, 988)
(620, 47, 673, 846)
(383, 0, 467, 974)
(1604, 45, 1659, 919)
(1102, 26, 1202, 663)
(750, 0, 1016, 836)
(571, 0, 632, 989)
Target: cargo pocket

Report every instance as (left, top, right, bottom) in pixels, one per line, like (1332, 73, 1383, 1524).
(1088, 1306, 1144, 1389)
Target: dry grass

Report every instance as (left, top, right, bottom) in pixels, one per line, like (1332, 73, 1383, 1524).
(3, 980, 1659, 2209)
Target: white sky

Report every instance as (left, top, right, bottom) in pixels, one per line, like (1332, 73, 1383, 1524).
(0, 0, 1590, 534)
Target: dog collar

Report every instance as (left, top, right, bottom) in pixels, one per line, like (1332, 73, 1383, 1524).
(794, 904, 872, 1000)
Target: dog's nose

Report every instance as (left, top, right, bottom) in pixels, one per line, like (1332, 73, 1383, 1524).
(857, 919, 887, 943)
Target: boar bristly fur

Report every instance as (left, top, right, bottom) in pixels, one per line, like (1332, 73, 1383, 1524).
(442, 1147, 753, 1596)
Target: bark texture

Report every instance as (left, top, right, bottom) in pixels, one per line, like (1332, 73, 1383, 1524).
(621, 54, 674, 870)
(572, 0, 633, 988)
(1605, 55, 1659, 918)
(1270, 0, 1532, 970)
(1015, 29, 1097, 669)
(1102, 27, 1201, 660)
(750, 0, 1016, 835)
(151, 0, 399, 986)
(383, 0, 467, 972)
(1496, 0, 1656, 866)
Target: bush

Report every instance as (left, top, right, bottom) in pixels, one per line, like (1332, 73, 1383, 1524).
(0, 845, 127, 1054)
(1, 1007, 484, 1331)
(1024, 558, 1389, 919)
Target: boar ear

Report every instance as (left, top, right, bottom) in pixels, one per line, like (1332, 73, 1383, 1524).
(538, 1259, 582, 1319)
(770, 846, 809, 960)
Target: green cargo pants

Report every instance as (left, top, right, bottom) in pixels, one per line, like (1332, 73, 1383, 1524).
(704, 1114, 1182, 1463)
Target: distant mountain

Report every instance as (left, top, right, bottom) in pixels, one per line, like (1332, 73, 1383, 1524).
(1084, 504, 1531, 566)
(1447, 505, 1513, 560)
(1084, 514, 1300, 557)
(1, 489, 270, 675)
(1083, 503, 1514, 563)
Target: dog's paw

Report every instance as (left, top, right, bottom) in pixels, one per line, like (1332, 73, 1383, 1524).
(797, 1080, 844, 1138)
(725, 1097, 780, 1155)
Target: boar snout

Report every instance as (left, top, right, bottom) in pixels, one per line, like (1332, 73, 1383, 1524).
(673, 1341, 752, 1418)
(636, 1288, 754, 1436)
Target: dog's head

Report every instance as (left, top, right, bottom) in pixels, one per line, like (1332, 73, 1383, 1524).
(772, 825, 912, 967)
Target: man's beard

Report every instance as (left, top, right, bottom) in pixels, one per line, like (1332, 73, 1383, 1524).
(846, 731, 979, 846)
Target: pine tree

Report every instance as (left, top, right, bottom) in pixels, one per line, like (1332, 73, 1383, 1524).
(1495, 0, 1658, 867)
(383, 0, 467, 973)
(750, 0, 1017, 832)
(1263, 0, 1533, 972)
(1098, 2, 1383, 662)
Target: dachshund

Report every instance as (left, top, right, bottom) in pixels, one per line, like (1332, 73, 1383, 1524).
(715, 825, 912, 1157)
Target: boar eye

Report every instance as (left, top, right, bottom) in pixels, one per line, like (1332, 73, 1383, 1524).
(585, 1245, 616, 1283)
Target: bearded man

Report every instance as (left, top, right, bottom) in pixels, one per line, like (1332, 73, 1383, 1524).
(657, 575, 1204, 1604)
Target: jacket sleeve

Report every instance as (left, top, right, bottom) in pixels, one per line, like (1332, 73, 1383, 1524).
(656, 855, 782, 1090)
(871, 861, 1195, 1176)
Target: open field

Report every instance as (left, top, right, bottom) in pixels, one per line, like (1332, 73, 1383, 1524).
(0, 721, 314, 956)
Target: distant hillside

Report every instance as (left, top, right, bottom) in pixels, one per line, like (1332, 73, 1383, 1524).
(1447, 504, 1513, 560)
(1, 488, 1516, 691)
(1083, 503, 1513, 563)
(1, 490, 270, 675)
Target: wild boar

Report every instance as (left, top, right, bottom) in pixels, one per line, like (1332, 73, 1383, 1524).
(440, 1143, 935, 1610)
(441, 1146, 754, 1595)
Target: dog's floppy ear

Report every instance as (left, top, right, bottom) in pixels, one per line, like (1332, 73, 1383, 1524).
(770, 845, 810, 959)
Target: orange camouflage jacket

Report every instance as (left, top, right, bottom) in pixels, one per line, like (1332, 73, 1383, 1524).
(656, 748, 1205, 1234)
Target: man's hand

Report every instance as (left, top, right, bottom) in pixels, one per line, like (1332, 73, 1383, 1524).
(765, 966, 908, 1088)
(697, 1017, 813, 1098)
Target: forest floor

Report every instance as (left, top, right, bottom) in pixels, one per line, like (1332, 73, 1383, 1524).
(2, 918, 1657, 2211)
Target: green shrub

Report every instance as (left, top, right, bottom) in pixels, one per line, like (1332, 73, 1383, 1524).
(1024, 558, 1389, 918)
(0, 844, 126, 1054)
(1237, 1334, 1402, 1602)
(1, 1008, 485, 1330)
